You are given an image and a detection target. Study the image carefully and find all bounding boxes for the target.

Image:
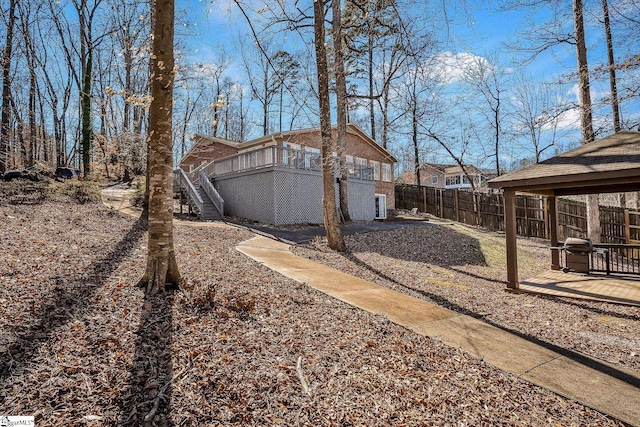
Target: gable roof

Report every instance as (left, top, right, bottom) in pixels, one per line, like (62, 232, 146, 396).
(179, 134, 240, 166)
(488, 131, 640, 196)
(420, 163, 456, 173)
(182, 123, 397, 165)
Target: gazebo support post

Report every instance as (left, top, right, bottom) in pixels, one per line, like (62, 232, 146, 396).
(548, 195, 560, 270)
(504, 189, 519, 289)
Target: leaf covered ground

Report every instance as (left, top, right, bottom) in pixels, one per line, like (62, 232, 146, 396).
(0, 200, 632, 426)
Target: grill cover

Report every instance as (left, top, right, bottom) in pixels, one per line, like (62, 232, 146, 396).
(564, 237, 593, 253)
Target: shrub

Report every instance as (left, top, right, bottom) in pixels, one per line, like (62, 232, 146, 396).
(0, 180, 51, 205)
(130, 176, 146, 207)
(55, 180, 102, 204)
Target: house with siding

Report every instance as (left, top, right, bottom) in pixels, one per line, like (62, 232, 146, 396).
(176, 124, 397, 224)
(398, 163, 496, 190)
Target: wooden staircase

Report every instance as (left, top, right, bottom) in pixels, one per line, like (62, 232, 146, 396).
(174, 168, 224, 220)
(195, 184, 222, 220)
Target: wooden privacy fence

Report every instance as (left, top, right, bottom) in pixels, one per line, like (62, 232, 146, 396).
(395, 184, 640, 243)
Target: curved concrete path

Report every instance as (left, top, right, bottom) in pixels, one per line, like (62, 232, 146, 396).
(237, 235, 640, 426)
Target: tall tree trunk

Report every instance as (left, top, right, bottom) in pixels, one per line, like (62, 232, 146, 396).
(368, 31, 375, 141)
(602, 0, 620, 133)
(494, 95, 501, 176)
(28, 55, 37, 167)
(574, 0, 601, 243)
(314, 0, 346, 252)
(412, 103, 420, 185)
(0, 0, 16, 173)
(81, 49, 93, 177)
(333, 0, 351, 222)
(262, 70, 268, 136)
(138, 0, 180, 295)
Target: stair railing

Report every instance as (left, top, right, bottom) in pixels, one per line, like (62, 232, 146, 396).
(198, 169, 224, 217)
(176, 168, 204, 218)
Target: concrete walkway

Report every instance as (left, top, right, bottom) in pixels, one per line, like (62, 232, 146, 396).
(237, 235, 640, 426)
(235, 219, 433, 244)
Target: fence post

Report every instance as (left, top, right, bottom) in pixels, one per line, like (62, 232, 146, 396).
(543, 196, 549, 239)
(422, 186, 427, 213)
(454, 189, 460, 222)
(624, 208, 631, 244)
(524, 195, 529, 237)
(439, 188, 444, 219)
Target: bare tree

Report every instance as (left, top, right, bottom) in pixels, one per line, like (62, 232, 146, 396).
(463, 53, 505, 176)
(138, 0, 181, 294)
(343, 0, 400, 141)
(510, 74, 572, 163)
(332, 0, 351, 222)
(314, 0, 346, 251)
(601, 0, 621, 132)
(0, 0, 17, 173)
(573, 0, 601, 242)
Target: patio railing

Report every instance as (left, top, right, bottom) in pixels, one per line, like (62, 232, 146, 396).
(197, 145, 374, 181)
(591, 244, 640, 275)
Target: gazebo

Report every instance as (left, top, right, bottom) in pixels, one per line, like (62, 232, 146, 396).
(488, 131, 640, 293)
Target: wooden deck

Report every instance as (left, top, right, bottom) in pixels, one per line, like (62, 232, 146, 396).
(519, 270, 640, 306)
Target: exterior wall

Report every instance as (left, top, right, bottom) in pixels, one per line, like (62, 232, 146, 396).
(267, 129, 395, 211)
(273, 169, 324, 225)
(179, 139, 238, 172)
(214, 169, 276, 224)
(346, 179, 376, 221)
(418, 168, 446, 188)
(213, 167, 374, 225)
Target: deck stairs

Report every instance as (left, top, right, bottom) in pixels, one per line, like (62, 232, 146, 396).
(174, 167, 224, 220)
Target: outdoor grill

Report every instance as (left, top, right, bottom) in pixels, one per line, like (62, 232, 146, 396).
(562, 237, 593, 273)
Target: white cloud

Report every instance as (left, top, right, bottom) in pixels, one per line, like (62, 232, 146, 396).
(429, 52, 489, 85)
(546, 107, 580, 131)
(567, 83, 609, 107)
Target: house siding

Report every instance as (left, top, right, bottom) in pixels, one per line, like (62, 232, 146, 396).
(268, 130, 395, 211)
(213, 167, 375, 225)
(181, 124, 395, 219)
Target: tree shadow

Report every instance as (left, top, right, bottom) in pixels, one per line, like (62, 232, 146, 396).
(346, 224, 488, 269)
(0, 215, 148, 382)
(535, 293, 640, 321)
(118, 292, 175, 427)
(340, 252, 640, 389)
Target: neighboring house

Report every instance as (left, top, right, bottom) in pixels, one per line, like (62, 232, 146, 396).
(397, 163, 497, 190)
(177, 123, 397, 225)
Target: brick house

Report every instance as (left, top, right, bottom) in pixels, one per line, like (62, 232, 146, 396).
(398, 163, 496, 190)
(177, 124, 397, 224)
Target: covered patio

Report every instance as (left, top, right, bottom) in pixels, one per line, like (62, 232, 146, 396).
(489, 131, 640, 305)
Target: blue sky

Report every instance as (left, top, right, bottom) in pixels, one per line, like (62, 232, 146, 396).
(173, 0, 638, 168)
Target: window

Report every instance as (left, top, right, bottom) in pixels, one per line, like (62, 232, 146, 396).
(382, 163, 392, 182)
(445, 175, 461, 186)
(304, 147, 321, 169)
(355, 157, 367, 167)
(346, 155, 355, 174)
(431, 176, 438, 185)
(370, 160, 380, 181)
(282, 142, 301, 166)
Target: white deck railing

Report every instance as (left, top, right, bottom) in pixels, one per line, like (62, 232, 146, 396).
(175, 168, 204, 217)
(199, 169, 224, 216)
(198, 146, 374, 181)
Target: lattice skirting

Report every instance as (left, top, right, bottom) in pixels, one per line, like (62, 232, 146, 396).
(214, 167, 375, 225)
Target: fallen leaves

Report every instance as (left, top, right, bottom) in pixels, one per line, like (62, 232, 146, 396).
(0, 201, 631, 426)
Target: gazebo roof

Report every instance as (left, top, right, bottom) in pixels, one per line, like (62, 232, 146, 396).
(489, 131, 640, 196)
